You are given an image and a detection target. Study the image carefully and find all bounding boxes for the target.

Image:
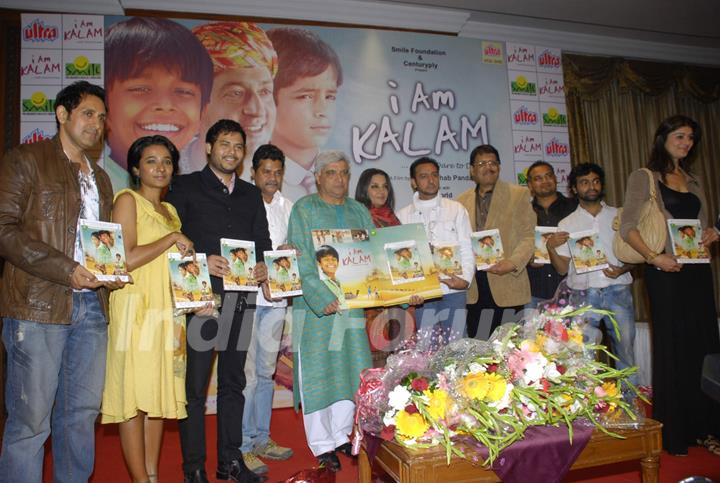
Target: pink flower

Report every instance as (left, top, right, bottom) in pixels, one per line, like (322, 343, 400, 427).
(507, 348, 537, 381)
(437, 373, 450, 391)
(594, 385, 607, 397)
(487, 363, 498, 373)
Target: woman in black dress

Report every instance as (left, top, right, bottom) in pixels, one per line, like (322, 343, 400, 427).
(620, 115, 720, 456)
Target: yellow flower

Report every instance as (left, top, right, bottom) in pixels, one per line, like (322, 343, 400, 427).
(602, 382, 619, 398)
(520, 339, 540, 353)
(567, 328, 583, 345)
(535, 333, 548, 349)
(425, 389, 451, 421)
(486, 374, 508, 401)
(462, 373, 507, 402)
(395, 410, 429, 438)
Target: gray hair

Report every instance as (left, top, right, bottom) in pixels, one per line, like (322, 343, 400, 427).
(314, 150, 349, 173)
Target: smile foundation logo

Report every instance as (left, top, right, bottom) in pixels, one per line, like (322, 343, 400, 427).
(511, 75, 536, 95)
(543, 107, 567, 127)
(22, 91, 54, 113)
(66, 55, 101, 77)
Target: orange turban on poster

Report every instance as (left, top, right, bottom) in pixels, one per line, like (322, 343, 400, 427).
(192, 21, 278, 76)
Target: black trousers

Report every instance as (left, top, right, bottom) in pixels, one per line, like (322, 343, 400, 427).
(179, 293, 252, 472)
(465, 271, 523, 339)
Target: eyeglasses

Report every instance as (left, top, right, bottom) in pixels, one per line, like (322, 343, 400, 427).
(473, 160, 500, 168)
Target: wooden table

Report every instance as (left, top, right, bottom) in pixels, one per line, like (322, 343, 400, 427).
(359, 418, 662, 483)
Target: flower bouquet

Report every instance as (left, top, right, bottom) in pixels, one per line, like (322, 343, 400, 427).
(355, 304, 645, 466)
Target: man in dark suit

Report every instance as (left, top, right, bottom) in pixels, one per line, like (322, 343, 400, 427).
(166, 119, 272, 483)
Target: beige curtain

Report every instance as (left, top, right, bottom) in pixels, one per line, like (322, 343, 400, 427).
(563, 54, 720, 321)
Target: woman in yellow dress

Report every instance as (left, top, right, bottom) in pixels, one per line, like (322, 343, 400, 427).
(100, 135, 202, 483)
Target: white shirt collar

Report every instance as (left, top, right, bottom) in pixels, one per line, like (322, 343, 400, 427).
(283, 156, 314, 186)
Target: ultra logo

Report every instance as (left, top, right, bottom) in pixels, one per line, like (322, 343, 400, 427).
(22, 91, 54, 113)
(22, 128, 52, 144)
(513, 106, 538, 125)
(538, 50, 561, 69)
(23, 18, 59, 42)
(545, 138, 569, 157)
(65, 56, 101, 77)
(511, 75, 537, 95)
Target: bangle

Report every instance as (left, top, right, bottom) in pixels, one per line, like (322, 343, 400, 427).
(645, 251, 659, 263)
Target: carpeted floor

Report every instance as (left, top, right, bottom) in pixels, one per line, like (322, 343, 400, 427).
(40, 408, 720, 482)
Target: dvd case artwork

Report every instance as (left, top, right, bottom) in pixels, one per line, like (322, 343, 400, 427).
(79, 219, 130, 282)
(567, 229, 609, 273)
(168, 253, 214, 309)
(265, 249, 302, 298)
(471, 229, 504, 270)
(667, 219, 710, 264)
(220, 239, 258, 291)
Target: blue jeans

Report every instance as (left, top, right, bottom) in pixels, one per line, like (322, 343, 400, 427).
(241, 305, 286, 452)
(0, 292, 107, 483)
(569, 284, 639, 387)
(415, 292, 467, 350)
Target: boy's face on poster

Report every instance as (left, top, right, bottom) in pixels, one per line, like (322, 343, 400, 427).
(202, 65, 276, 159)
(273, 66, 338, 151)
(107, 66, 202, 168)
(318, 254, 338, 278)
(188, 262, 200, 275)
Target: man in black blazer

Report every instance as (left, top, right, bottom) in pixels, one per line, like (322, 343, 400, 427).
(166, 119, 272, 483)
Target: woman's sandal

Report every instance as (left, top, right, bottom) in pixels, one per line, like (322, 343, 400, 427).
(147, 474, 158, 483)
(697, 435, 720, 456)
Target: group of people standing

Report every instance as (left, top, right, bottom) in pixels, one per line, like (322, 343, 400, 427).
(0, 82, 285, 483)
(0, 78, 717, 483)
(352, 117, 720, 459)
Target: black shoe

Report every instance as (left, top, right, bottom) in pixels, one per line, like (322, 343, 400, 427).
(317, 451, 341, 472)
(216, 459, 267, 482)
(335, 442, 355, 458)
(183, 468, 209, 483)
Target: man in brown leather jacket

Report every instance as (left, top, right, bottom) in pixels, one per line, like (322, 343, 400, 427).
(0, 81, 124, 482)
